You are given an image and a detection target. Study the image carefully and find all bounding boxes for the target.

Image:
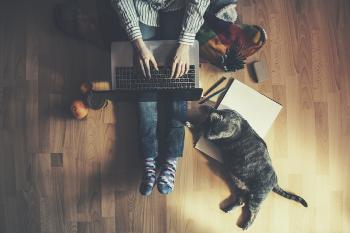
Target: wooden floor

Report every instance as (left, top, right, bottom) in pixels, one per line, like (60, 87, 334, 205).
(1, 0, 350, 232)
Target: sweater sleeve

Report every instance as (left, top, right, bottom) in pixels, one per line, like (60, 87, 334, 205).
(111, 0, 142, 41)
(179, 0, 210, 45)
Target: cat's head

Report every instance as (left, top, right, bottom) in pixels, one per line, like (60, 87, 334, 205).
(204, 106, 243, 141)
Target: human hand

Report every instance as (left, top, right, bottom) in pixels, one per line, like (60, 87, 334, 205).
(132, 38, 158, 78)
(171, 43, 190, 78)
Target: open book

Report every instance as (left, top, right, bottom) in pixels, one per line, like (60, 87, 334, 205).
(195, 79, 282, 162)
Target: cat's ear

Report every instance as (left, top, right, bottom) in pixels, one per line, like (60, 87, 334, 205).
(210, 112, 222, 122)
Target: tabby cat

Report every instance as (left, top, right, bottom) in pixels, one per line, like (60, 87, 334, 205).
(201, 106, 308, 230)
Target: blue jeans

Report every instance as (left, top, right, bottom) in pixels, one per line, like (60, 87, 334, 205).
(138, 10, 187, 159)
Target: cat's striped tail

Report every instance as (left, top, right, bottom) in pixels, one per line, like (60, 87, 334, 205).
(273, 185, 308, 207)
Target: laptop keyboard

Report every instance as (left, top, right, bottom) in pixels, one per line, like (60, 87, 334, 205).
(114, 65, 196, 90)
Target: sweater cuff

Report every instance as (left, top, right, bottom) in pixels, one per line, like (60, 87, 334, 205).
(178, 31, 196, 45)
(125, 25, 142, 41)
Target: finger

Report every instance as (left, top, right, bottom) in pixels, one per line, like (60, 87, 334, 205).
(181, 63, 186, 77)
(150, 56, 158, 71)
(180, 63, 186, 77)
(184, 63, 189, 75)
(175, 62, 182, 78)
(178, 63, 184, 78)
(139, 59, 146, 78)
(171, 60, 177, 78)
(144, 59, 151, 78)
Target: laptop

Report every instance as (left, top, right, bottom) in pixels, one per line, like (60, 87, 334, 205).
(91, 40, 203, 102)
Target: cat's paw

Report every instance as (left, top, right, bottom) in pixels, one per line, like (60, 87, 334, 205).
(239, 219, 252, 231)
(241, 224, 250, 231)
(221, 205, 234, 213)
(221, 199, 244, 213)
(239, 208, 257, 230)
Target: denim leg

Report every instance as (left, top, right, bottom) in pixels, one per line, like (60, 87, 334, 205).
(138, 101, 158, 158)
(162, 101, 188, 158)
(138, 23, 159, 159)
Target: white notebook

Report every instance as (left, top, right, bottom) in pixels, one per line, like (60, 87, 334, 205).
(195, 79, 282, 162)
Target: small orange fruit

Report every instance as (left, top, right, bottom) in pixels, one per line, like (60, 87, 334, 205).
(71, 100, 88, 119)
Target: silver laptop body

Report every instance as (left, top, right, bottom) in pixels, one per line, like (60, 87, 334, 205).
(110, 40, 200, 89)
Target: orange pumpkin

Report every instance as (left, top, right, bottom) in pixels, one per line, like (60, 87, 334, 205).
(71, 100, 88, 119)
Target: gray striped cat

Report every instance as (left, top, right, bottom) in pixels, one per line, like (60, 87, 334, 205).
(202, 106, 308, 230)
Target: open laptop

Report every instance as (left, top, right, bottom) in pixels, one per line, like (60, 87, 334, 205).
(90, 40, 203, 102)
